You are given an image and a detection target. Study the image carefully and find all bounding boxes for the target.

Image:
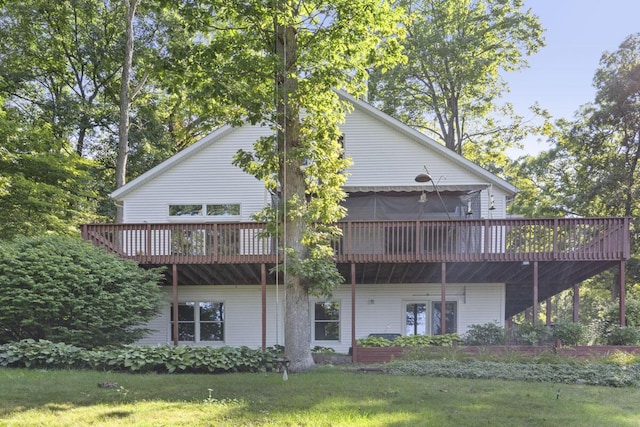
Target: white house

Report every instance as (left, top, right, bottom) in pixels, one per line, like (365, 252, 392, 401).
(83, 92, 629, 357)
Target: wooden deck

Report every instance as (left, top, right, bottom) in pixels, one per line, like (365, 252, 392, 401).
(82, 217, 630, 318)
(82, 217, 629, 265)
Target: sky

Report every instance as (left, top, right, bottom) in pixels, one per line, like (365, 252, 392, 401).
(502, 0, 640, 157)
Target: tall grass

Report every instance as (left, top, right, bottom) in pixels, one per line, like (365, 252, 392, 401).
(1, 367, 639, 426)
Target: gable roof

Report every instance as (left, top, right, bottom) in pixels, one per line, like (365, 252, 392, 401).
(111, 91, 517, 200)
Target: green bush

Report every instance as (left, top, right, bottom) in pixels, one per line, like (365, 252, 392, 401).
(356, 336, 392, 347)
(0, 235, 164, 348)
(357, 334, 461, 348)
(604, 326, 640, 346)
(551, 321, 585, 346)
(513, 322, 551, 345)
(0, 340, 278, 373)
(463, 323, 506, 345)
(383, 359, 640, 387)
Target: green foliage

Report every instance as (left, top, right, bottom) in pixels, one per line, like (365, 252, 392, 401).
(0, 104, 101, 238)
(384, 360, 640, 387)
(357, 334, 461, 348)
(356, 337, 393, 348)
(0, 340, 278, 373)
(0, 235, 164, 348)
(604, 326, 640, 346)
(551, 321, 586, 346)
(513, 322, 552, 345)
(463, 323, 507, 346)
(368, 0, 544, 160)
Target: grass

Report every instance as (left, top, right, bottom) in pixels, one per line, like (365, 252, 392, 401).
(1, 366, 640, 426)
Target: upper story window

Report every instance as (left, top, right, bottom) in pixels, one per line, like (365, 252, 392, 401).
(169, 203, 240, 218)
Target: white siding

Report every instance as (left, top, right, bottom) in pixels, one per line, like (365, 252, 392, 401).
(122, 125, 272, 223)
(120, 106, 512, 222)
(342, 108, 480, 188)
(138, 283, 505, 353)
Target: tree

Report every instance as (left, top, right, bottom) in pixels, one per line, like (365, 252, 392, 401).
(0, 235, 164, 348)
(200, 0, 404, 371)
(368, 0, 544, 167)
(115, 0, 143, 223)
(510, 33, 640, 322)
(0, 0, 124, 157)
(0, 100, 98, 239)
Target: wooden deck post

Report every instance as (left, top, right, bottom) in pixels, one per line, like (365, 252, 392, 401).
(351, 263, 357, 363)
(261, 263, 267, 349)
(172, 264, 179, 346)
(532, 261, 539, 324)
(441, 262, 446, 335)
(620, 260, 626, 326)
(573, 283, 580, 323)
(546, 297, 552, 326)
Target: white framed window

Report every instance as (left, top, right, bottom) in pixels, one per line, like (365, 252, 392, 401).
(314, 301, 340, 341)
(169, 203, 240, 219)
(404, 300, 458, 336)
(170, 301, 224, 342)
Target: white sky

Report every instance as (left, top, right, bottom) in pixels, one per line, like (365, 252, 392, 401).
(502, 0, 640, 157)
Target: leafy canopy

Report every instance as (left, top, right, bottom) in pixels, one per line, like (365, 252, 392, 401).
(368, 0, 544, 170)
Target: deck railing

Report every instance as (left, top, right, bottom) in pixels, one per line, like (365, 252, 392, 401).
(82, 217, 630, 264)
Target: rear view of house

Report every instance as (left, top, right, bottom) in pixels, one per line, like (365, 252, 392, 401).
(83, 92, 629, 358)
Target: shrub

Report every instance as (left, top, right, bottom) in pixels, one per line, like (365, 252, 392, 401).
(512, 322, 551, 345)
(355, 334, 461, 348)
(0, 339, 278, 373)
(550, 321, 584, 346)
(463, 323, 506, 345)
(383, 360, 640, 387)
(604, 326, 640, 346)
(356, 336, 392, 347)
(0, 235, 164, 348)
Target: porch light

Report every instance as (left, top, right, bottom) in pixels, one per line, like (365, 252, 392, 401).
(415, 173, 433, 183)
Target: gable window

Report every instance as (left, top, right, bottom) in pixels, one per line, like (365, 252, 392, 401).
(404, 301, 457, 336)
(170, 301, 224, 342)
(207, 204, 240, 216)
(314, 302, 340, 341)
(170, 204, 203, 217)
(169, 203, 240, 218)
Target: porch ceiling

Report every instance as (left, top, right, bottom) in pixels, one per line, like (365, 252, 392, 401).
(157, 259, 619, 319)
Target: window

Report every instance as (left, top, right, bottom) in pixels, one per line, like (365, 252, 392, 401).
(314, 302, 340, 341)
(207, 204, 240, 216)
(170, 301, 224, 342)
(404, 301, 457, 336)
(169, 203, 240, 218)
(169, 204, 203, 217)
(405, 303, 427, 335)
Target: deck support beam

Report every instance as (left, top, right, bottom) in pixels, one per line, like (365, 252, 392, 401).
(546, 297, 552, 326)
(261, 263, 267, 349)
(172, 264, 179, 346)
(441, 262, 446, 335)
(351, 263, 357, 363)
(532, 261, 539, 324)
(620, 260, 626, 326)
(573, 283, 580, 323)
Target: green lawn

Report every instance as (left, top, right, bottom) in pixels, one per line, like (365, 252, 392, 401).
(1, 367, 639, 426)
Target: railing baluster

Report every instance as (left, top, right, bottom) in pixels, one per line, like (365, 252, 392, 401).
(81, 218, 630, 265)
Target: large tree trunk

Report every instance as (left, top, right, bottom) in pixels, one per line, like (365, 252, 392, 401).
(115, 0, 138, 223)
(276, 16, 315, 372)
